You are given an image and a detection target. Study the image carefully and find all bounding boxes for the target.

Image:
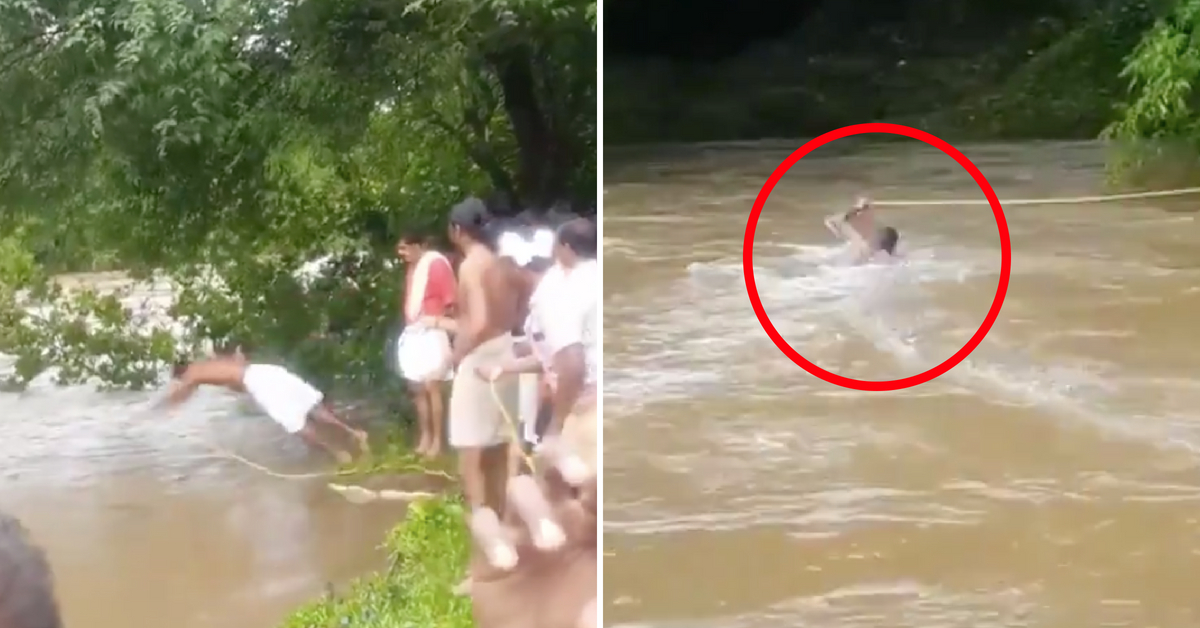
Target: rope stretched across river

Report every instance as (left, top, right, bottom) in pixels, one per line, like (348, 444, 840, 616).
(871, 186, 1200, 207)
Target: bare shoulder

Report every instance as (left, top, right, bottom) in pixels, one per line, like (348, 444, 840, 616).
(458, 249, 487, 280)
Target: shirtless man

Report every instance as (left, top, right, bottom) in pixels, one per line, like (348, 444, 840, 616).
(423, 197, 522, 516)
(482, 217, 598, 468)
(163, 346, 368, 463)
(824, 197, 902, 264)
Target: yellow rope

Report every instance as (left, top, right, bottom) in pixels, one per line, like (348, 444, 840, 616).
(490, 377, 536, 471)
(200, 437, 453, 481)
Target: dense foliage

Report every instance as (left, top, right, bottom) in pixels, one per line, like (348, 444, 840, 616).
(0, 0, 596, 392)
(604, 0, 1195, 152)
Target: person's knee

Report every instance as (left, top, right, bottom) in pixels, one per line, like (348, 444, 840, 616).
(0, 512, 64, 628)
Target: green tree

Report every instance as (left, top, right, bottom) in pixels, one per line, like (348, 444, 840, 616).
(0, 0, 595, 394)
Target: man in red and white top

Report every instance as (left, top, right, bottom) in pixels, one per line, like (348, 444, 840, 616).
(395, 230, 457, 458)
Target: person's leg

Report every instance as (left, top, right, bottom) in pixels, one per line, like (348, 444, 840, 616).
(457, 446, 488, 509)
(423, 380, 445, 458)
(296, 422, 351, 464)
(448, 365, 490, 510)
(309, 403, 369, 454)
(481, 442, 511, 515)
(409, 381, 433, 456)
(482, 374, 519, 515)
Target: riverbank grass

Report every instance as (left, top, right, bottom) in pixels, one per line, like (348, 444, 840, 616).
(345, 423, 456, 478)
(280, 496, 472, 628)
(281, 420, 469, 628)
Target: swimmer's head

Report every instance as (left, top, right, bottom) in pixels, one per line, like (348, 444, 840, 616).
(0, 511, 63, 628)
(447, 197, 492, 250)
(554, 218, 597, 267)
(879, 226, 900, 255)
(395, 230, 430, 264)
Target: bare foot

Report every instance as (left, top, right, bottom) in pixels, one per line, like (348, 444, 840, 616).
(424, 443, 442, 459)
(335, 450, 353, 465)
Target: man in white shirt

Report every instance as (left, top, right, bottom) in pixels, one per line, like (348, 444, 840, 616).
(538, 219, 597, 436)
(482, 217, 597, 470)
(494, 221, 557, 456)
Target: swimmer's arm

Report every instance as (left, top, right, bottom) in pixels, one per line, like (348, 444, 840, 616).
(825, 213, 870, 248)
(823, 214, 848, 239)
(161, 375, 200, 408)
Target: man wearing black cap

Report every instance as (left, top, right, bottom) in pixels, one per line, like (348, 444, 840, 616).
(437, 197, 523, 516)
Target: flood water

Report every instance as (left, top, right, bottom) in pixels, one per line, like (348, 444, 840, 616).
(0, 278, 408, 628)
(603, 140, 1200, 628)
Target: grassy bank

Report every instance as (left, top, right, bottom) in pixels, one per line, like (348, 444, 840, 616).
(280, 420, 469, 628)
(280, 496, 472, 628)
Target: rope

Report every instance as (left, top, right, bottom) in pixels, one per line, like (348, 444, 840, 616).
(491, 377, 536, 471)
(871, 186, 1200, 207)
(200, 437, 454, 481)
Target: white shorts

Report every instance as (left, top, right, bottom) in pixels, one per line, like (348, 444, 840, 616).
(396, 326, 453, 382)
(448, 334, 518, 448)
(242, 364, 324, 434)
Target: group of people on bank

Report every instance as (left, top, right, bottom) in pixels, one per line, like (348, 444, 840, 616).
(0, 196, 598, 628)
(392, 196, 598, 519)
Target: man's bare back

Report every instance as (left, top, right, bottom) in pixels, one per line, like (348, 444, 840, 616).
(166, 356, 247, 405)
(453, 244, 522, 360)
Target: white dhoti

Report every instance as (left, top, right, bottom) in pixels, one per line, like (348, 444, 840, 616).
(448, 334, 518, 448)
(396, 325, 453, 382)
(241, 364, 324, 434)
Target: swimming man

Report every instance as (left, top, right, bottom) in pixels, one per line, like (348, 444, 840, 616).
(163, 346, 368, 463)
(824, 197, 901, 264)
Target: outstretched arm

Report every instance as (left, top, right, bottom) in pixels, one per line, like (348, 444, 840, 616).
(823, 213, 849, 239)
(160, 376, 199, 408)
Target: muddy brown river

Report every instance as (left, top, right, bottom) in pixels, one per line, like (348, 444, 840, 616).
(603, 140, 1200, 628)
(0, 322, 405, 626)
